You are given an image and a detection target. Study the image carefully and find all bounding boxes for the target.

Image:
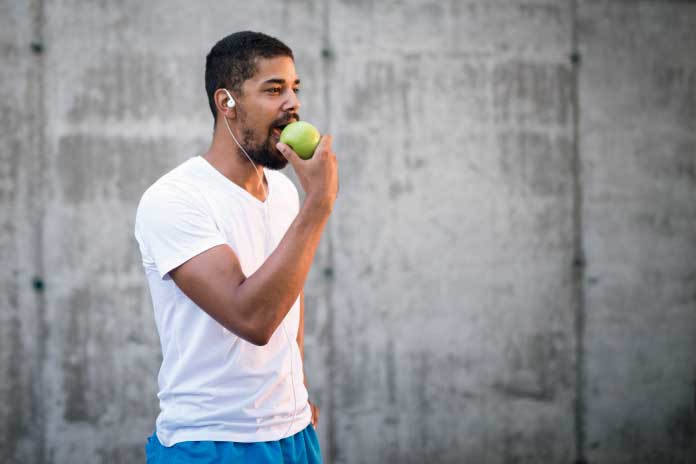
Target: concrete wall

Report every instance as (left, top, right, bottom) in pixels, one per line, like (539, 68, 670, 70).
(0, 1, 694, 463)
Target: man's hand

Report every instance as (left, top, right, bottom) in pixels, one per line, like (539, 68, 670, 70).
(276, 135, 338, 214)
(309, 400, 320, 428)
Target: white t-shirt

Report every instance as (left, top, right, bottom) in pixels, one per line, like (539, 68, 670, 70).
(134, 156, 311, 446)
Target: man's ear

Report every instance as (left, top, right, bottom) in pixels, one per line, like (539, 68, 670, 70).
(215, 88, 237, 119)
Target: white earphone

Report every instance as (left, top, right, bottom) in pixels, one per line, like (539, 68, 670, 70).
(223, 88, 236, 108)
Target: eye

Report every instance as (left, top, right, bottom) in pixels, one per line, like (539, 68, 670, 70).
(266, 87, 281, 94)
(293, 87, 300, 94)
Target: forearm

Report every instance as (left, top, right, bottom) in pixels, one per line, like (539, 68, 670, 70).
(234, 197, 329, 343)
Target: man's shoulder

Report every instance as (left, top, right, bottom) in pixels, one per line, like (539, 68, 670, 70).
(136, 158, 206, 220)
(140, 157, 202, 198)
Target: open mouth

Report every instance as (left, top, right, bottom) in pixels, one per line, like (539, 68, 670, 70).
(271, 119, 297, 139)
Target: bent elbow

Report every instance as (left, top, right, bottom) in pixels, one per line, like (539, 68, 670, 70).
(247, 332, 271, 346)
(216, 319, 271, 346)
(241, 325, 273, 346)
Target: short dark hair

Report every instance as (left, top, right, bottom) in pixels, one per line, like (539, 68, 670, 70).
(205, 31, 294, 121)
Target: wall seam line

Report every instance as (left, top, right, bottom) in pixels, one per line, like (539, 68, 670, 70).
(321, 1, 337, 462)
(570, 1, 587, 463)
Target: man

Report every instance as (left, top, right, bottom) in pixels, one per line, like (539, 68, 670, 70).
(134, 31, 337, 463)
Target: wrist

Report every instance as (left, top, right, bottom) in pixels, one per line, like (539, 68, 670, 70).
(304, 193, 333, 217)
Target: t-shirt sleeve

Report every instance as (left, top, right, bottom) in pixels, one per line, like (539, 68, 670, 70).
(135, 184, 227, 279)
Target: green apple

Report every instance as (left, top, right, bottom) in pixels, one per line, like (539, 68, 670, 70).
(279, 121, 320, 160)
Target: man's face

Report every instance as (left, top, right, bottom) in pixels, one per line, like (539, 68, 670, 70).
(234, 56, 301, 170)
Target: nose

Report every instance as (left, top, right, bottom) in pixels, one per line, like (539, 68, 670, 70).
(282, 89, 301, 113)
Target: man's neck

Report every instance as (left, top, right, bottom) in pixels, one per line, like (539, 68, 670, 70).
(203, 126, 267, 202)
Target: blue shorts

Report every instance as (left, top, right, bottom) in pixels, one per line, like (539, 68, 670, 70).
(145, 424, 322, 464)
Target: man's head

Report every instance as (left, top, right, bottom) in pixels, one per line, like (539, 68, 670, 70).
(205, 31, 294, 120)
(205, 31, 300, 170)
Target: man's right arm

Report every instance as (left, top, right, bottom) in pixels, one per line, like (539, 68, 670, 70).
(169, 136, 338, 346)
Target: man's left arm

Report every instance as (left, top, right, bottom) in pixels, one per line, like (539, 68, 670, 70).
(298, 290, 320, 427)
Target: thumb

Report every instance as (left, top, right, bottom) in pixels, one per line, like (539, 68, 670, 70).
(276, 142, 301, 166)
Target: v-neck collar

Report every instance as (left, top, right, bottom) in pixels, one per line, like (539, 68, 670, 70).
(196, 156, 270, 207)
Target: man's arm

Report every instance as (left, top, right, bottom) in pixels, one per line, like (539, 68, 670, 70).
(169, 137, 338, 346)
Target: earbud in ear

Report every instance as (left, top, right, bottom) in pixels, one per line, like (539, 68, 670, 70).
(223, 89, 236, 109)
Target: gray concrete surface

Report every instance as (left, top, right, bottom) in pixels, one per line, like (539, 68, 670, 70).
(580, 2, 696, 463)
(1, 0, 694, 463)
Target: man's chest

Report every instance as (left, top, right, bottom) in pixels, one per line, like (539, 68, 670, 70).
(204, 192, 298, 275)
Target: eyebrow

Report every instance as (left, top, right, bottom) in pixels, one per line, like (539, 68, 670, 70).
(261, 78, 301, 86)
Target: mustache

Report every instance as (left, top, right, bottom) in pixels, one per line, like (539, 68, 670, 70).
(272, 113, 301, 128)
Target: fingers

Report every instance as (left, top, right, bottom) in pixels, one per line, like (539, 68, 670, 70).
(277, 134, 333, 163)
(277, 133, 337, 207)
(275, 142, 302, 167)
(314, 134, 333, 157)
(311, 402, 320, 427)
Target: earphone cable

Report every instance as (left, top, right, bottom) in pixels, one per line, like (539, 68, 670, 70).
(223, 116, 267, 199)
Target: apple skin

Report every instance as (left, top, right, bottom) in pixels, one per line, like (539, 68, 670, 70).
(279, 121, 320, 159)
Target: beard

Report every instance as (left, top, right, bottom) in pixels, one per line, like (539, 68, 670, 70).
(233, 108, 300, 170)
(239, 127, 288, 170)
